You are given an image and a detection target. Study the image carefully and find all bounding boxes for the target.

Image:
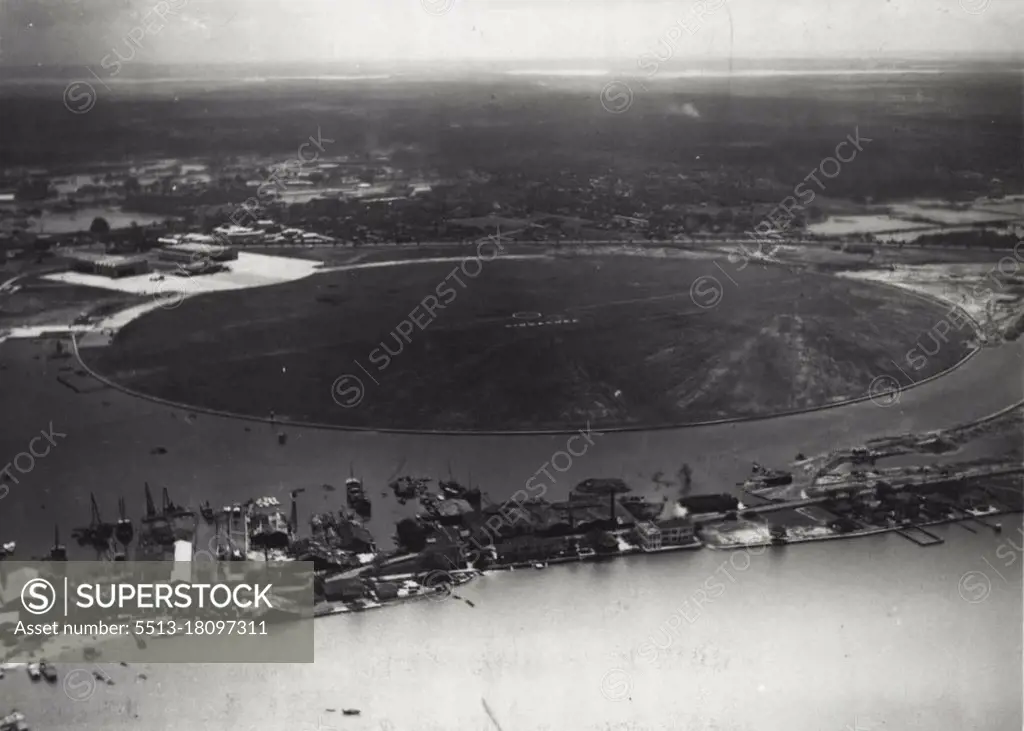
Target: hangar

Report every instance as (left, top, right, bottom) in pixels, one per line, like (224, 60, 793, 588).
(66, 252, 150, 278)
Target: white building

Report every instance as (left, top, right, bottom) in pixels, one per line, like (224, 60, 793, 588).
(658, 517, 695, 546)
(635, 522, 662, 552)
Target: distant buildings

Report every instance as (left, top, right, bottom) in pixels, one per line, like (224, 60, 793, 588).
(213, 224, 263, 246)
(612, 214, 650, 229)
(157, 241, 238, 263)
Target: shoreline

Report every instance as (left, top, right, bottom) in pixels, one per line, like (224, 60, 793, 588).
(702, 507, 1016, 550)
(307, 501, 1021, 620)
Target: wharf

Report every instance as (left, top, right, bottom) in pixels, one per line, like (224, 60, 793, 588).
(895, 526, 944, 546)
(492, 538, 704, 572)
(704, 508, 1019, 550)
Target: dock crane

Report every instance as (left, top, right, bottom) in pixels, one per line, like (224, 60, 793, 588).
(142, 483, 193, 522)
(143, 482, 159, 523)
(161, 487, 193, 518)
(72, 494, 116, 558)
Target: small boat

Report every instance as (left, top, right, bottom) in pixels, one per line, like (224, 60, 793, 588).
(39, 662, 57, 684)
(533, 562, 546, 570)
(26, 664, 41, 681)
(464, 599, 476, 608)
(342, 709, 360, 716)
(439, 479, 468, 499)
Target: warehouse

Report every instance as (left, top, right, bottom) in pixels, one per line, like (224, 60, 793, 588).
(66, 252, 150, 278)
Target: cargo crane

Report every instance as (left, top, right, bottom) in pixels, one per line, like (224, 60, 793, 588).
(143, 482, 158, 522)
(142, 483, 194, 522)
(71, 494, 115, 558)
(137, 483, 197, 561)
(161, 487, 193, 519)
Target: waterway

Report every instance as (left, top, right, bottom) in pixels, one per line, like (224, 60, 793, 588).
(3, 521, 1021, 730)
(0, 332, 1021, 730)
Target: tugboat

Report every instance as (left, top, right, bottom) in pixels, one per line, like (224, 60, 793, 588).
(751, 463, 793, 487)
(390, 476, 429, 501)
(440, 480, 468, 499)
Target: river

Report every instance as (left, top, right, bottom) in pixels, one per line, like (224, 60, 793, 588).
(3, 522, 1021, 730)
(0, 331, 1021, 730)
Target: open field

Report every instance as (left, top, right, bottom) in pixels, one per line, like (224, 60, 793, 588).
(84, 253, 976, 431)
(0, 279, 145, 329)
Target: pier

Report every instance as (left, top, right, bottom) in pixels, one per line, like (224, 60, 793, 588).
(895, 525, 944, 546)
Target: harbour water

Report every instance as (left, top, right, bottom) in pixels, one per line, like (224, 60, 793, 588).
(5, 519, 1022, 730)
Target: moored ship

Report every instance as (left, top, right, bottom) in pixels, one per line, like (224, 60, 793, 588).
(248, 496, 293, 552)
(346, 470, 372, 517)
(750, 463, 793, 487)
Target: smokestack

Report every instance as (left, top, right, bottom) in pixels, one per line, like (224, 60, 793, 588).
(678, 463, 693, 498)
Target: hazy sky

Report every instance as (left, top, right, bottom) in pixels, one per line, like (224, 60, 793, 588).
(1, 0, 1021, 66)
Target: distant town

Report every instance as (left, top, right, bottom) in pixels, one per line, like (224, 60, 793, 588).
(2, 151, 1022, 264)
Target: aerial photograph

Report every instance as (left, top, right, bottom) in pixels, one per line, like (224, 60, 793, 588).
(0, 0, 1021, 728)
